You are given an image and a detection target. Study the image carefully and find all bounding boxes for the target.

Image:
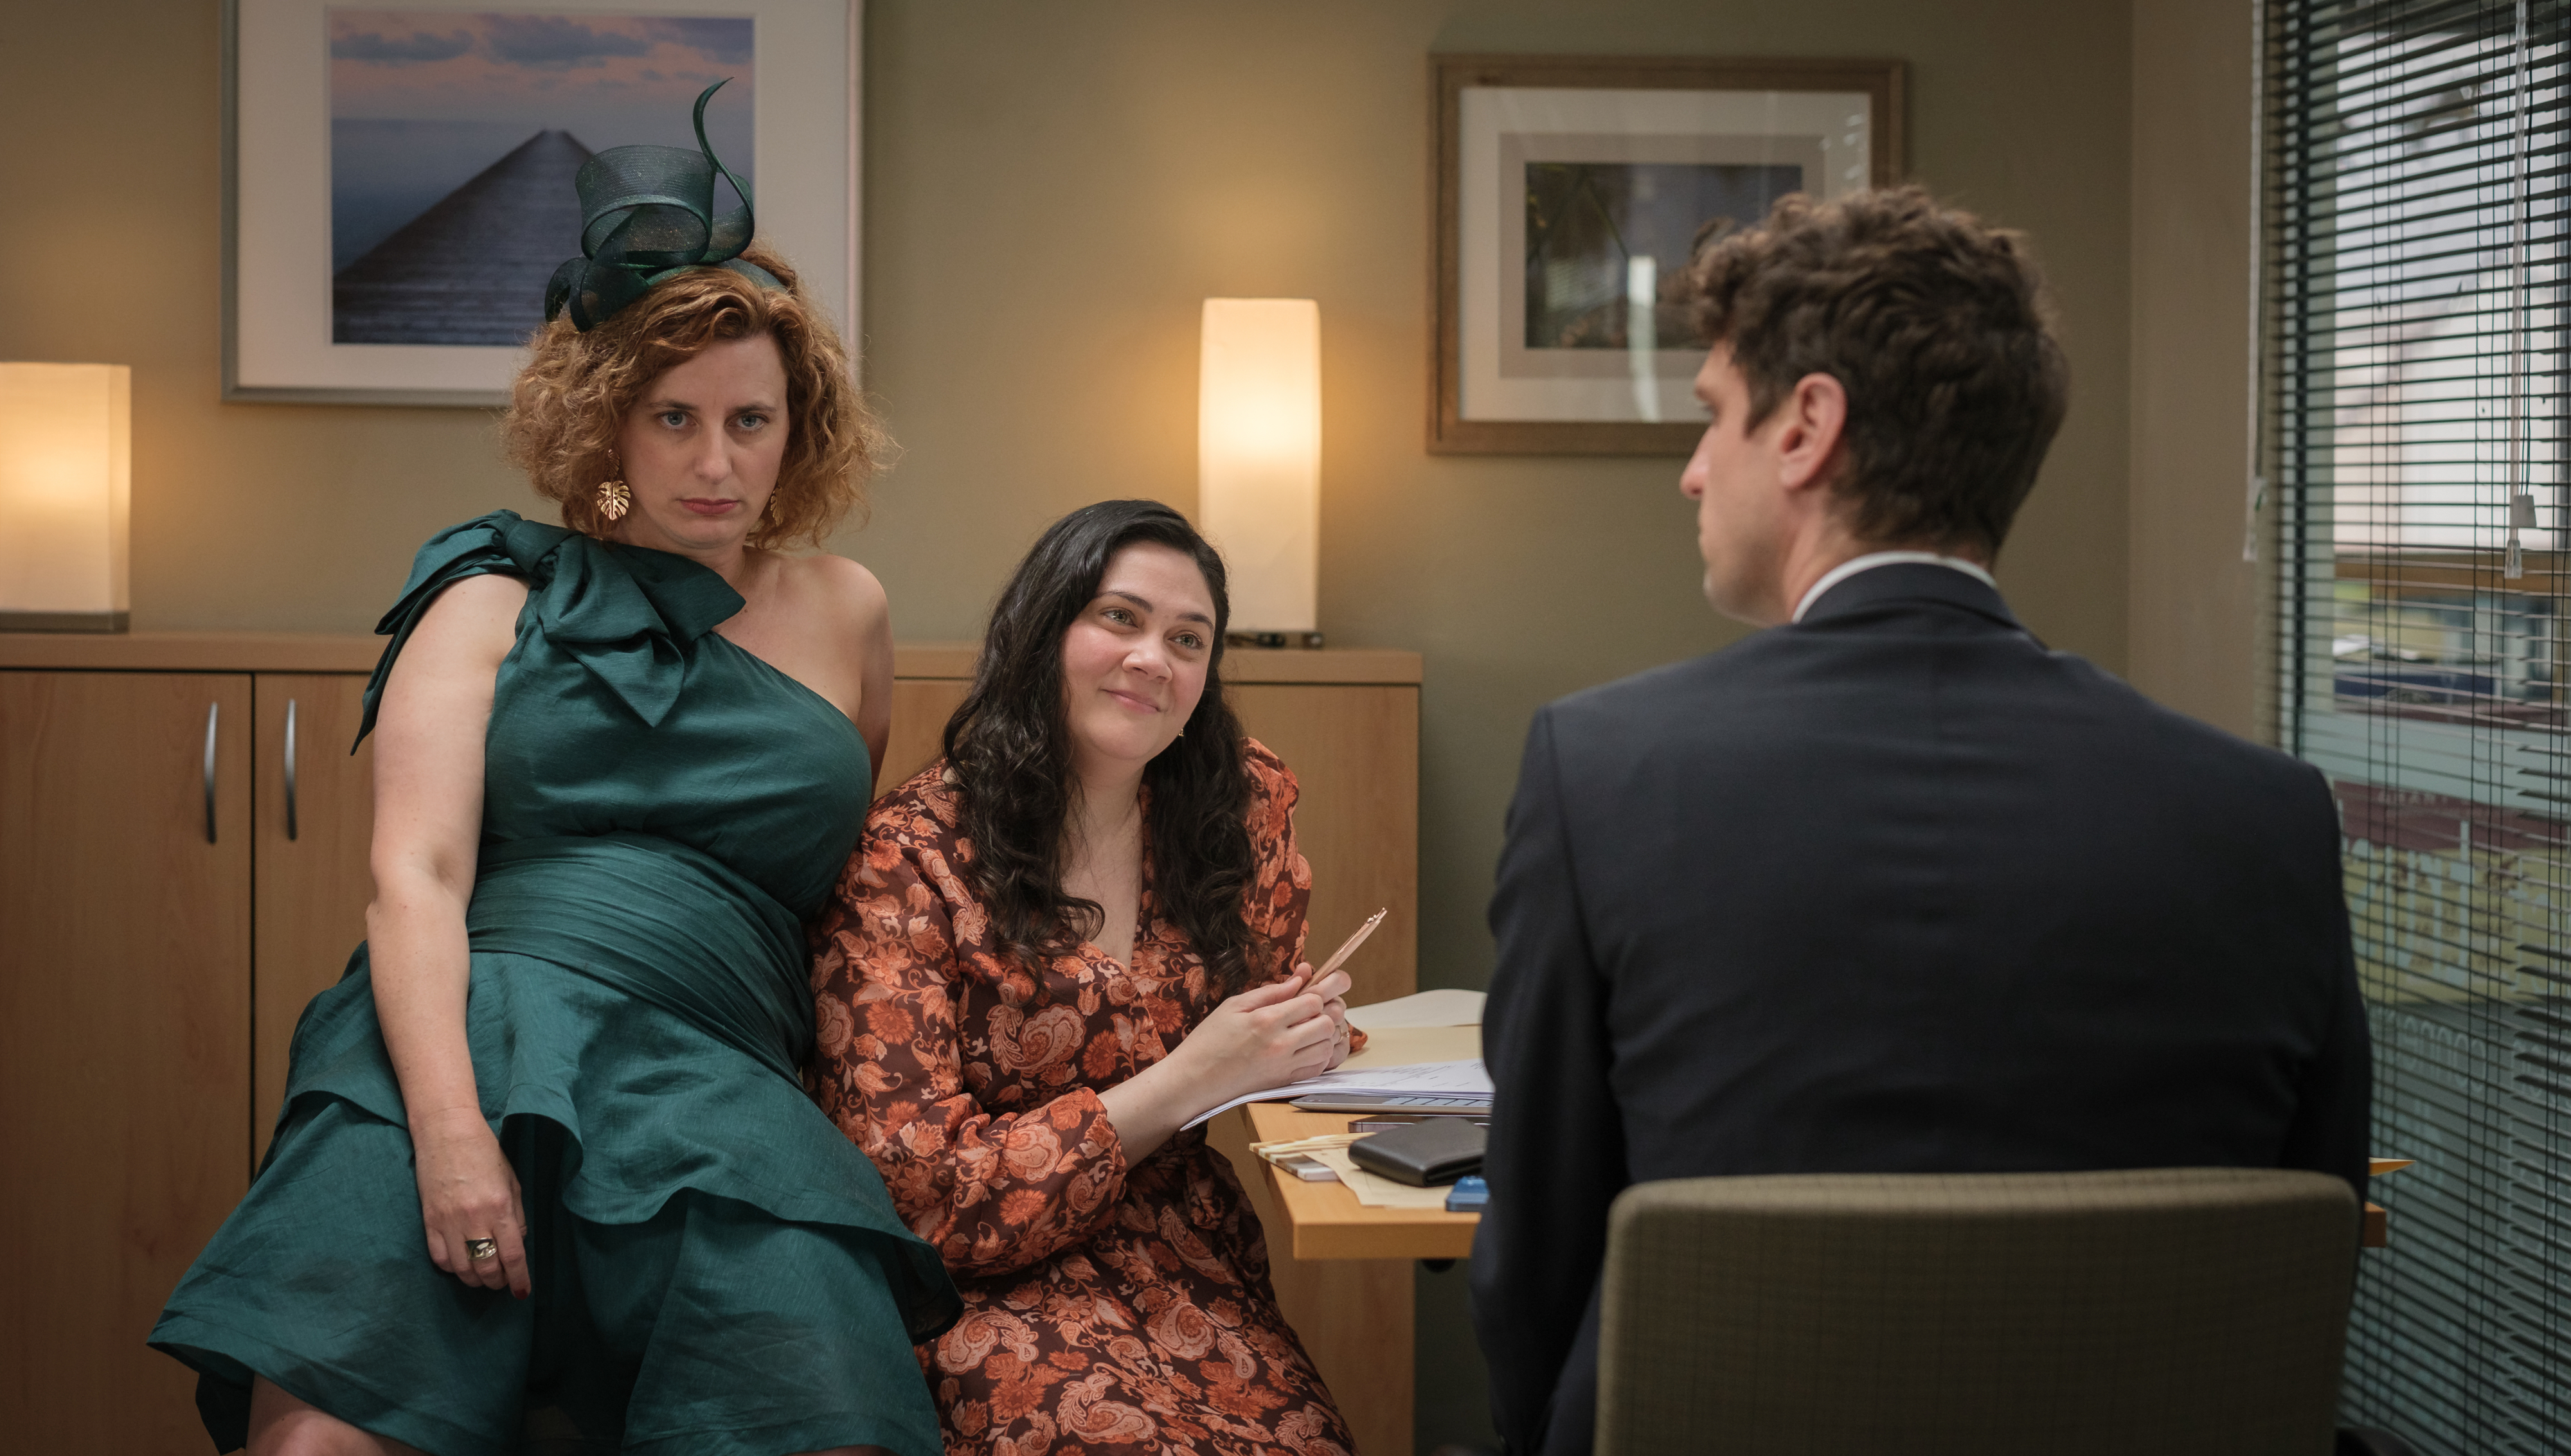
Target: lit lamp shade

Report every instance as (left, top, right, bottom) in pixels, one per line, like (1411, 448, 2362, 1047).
(1198, 299, 1320, 637)
(0, 363, 131, 632)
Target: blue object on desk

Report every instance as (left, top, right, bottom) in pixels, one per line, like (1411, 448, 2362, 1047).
(1446, 1175, 1489, 1212)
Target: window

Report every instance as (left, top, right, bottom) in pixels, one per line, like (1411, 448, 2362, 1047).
(2270, 1, 2571, 1446)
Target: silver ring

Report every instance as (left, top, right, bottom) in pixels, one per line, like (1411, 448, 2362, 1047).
(465, 1238, 499, 1262)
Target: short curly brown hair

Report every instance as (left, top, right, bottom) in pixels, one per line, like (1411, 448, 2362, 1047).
(502, 243, 886, 548)
(1688, 186, 2068, 557)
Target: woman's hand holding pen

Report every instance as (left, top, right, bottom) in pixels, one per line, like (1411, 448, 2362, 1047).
(1097, 963, 1352, 1161)
(1317, 972, 1354, 1070)
(1183, 963, 1352, 1097)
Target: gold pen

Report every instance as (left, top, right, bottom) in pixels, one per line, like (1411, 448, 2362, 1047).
(1310, 907, 1389, 984)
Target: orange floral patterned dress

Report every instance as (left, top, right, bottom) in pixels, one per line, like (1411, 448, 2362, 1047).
(807, 740, 1362, 1456)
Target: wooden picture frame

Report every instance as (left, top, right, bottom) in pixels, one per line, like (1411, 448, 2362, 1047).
(1429, 54, 1905, 456)
(222, 0, 863, 407)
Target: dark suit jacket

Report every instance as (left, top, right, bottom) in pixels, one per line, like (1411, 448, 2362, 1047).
(1467, 564, 2370, 1456)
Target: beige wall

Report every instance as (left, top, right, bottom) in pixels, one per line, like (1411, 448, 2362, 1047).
(3, 1, 2143, 1447)
(2130, 0, 2264, 741)
(1, 0, 2137, 981)
(4, 3, 535, 632)
(856, 12, 2135, 1104)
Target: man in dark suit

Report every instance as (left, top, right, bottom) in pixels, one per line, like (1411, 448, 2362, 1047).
(1468, 187, 2370, 1456)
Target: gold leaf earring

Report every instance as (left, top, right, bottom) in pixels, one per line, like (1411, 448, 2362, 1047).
(596, 464, 631, 524)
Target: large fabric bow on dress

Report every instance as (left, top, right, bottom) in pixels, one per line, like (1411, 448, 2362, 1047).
(359, 512, 747, 740)
(543, 78, 782, 332)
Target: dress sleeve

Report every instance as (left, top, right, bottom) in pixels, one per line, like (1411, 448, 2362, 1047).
(809, 800, 1132, 1280)
(1239, 740, 1365, 1053)
(354, 511, 536, 747)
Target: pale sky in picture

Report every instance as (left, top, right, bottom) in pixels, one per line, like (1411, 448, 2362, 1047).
(328, 12, 755, 154)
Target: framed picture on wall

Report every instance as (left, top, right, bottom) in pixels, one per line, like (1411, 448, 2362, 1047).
(1431, 54, 1904, 455)
(223, 0, 862, 406)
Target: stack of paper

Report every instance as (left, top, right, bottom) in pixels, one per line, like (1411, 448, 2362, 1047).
(1305, 1147, 1456, 1210)
(1345, 988, 1486, 1031)
(1248, 1133, 1455, 1209)
(1183, 1058, 1492, 1130)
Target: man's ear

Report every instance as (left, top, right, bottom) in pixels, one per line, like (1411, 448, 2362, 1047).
(1772, 371, 1849, 495)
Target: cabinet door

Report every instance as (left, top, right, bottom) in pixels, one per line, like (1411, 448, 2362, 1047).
(1217, 684, 1423, 1456)
(253, 675, 377, 1164)
(880, 677, 969, 799)
(0, 671, 253, 1450)
(1228, 684, 1421, 1008)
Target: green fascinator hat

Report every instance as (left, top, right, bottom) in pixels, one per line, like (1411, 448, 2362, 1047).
(544, 79, 782, 332)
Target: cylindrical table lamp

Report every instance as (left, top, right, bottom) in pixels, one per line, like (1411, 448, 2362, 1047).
(1199, 299, 1320, 646)
(0, 362, 132, 632)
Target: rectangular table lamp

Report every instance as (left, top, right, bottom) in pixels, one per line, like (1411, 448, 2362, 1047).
(1199, 299, 1320, 643)
(0, 362, 131, 632)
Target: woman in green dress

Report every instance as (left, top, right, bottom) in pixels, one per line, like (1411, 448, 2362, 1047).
(151, 93, 956, 1456)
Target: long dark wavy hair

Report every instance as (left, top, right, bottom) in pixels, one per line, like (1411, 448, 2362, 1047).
(942, 501, 1262, 996)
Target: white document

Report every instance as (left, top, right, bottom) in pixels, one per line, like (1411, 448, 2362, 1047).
(1306, 1147, 1457, 1210)
(1183, 1058, 1492, 1131)
(1345, 988, 1488, 1032)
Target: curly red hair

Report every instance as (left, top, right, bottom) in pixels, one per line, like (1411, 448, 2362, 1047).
(501, 244, 886, 548)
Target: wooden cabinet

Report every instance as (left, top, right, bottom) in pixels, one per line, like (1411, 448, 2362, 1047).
(252, 675, 378, 1162)
(1228, 682, 1420, 1009)
(0, 671, 255, 1453)
(0, 632, 1422, 1452)
(1, 644, 478, 1448)
(882, 672, 970, 793)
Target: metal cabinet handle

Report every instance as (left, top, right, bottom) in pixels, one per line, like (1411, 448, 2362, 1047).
(202, 702, 219, 844)
(284, 698, 300, 841)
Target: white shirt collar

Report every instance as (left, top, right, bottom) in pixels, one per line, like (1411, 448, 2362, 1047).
(1791, 552, 1998, 624)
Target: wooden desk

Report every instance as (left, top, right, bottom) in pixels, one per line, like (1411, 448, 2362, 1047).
(1204, 1101, 1438, 1456)
(1199, 1020, 1473, 1455)
(1231, 1110, 2392, 1257)
(1237, 1102, 1480, 1259)
(1221, 1025, 1484, 1259)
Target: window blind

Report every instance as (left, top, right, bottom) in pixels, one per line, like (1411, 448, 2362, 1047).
(2268, 1, 2571, 1448)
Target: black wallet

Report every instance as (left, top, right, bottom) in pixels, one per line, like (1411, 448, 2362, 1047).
(1347, 1117, 1487, 1187)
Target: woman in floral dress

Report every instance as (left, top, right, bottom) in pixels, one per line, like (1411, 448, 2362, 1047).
(808, 500, 1365, 1455)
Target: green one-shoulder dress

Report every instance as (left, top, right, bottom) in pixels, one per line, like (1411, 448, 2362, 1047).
(151, 512, 959, 1456)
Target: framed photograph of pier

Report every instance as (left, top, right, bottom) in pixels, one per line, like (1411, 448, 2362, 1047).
(224, 0, 863, 406)
(1429, 55, 1904, 455)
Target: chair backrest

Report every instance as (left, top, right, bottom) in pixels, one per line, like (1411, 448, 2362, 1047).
(1597, 1167, 2360, 1456)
